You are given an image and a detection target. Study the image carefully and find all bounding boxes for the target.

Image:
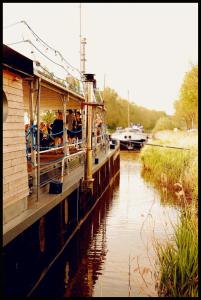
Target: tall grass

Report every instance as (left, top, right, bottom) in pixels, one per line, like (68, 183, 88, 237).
(140, 130, 198, 203)
(155, 206, 198, 297)
(140, 130, 198, 297)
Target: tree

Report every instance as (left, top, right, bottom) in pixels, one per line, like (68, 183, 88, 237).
(100, 87, 166, 132)
(152, 116, 177, 133)
(174, 65, 198, 129)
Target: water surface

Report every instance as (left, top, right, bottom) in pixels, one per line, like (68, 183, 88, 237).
(33, 152, 180, 297)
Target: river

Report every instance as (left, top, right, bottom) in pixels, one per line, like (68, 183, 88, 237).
(32, 152, 180, 297)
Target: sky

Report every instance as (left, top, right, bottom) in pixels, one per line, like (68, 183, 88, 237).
(3, 3, 198, 115)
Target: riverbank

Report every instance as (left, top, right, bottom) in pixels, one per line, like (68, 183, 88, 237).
(140, 130, 198, 297)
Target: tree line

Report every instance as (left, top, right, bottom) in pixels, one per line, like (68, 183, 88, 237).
(100, 63, 198, 132)
(41, 63, 198, 132)
(98, 88, 167, 132)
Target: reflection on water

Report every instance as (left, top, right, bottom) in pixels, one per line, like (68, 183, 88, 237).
(33, 152, 180, 297)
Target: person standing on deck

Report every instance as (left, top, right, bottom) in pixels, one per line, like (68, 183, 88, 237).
(66, 109, 76, 143)
(51, 111, 64, 147)
(74, 111, 82, 141)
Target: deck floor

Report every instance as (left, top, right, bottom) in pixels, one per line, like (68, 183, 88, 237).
(3, 146, 119, 246)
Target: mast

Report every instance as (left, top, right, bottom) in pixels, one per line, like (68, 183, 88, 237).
(127, 90, 130, 128)
(80, 4, 93, 191)
(80, 4, 87, 79)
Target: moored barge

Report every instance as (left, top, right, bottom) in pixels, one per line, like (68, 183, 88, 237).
(3, 44, 120, 296)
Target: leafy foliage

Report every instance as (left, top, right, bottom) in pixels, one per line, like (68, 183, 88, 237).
(152, 116, 176, 133)
(101, 87, 166, 132)
(174, 65, 198, 129)
(41, 110, 55, 124)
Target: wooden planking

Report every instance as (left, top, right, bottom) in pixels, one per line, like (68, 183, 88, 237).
(3, 130, 25, 138)
(4, 150, 26, 161)
(3, 122, 26, 130)
(8, 107, 24, 116)
(3, 181, 28, 197)
(8, 100, 24, 109)
(3, 69, 29, 217)
(4, 85, 23, 97)
(3, 144, 26, 153)
(3, 160, 12, 169)
(3, 170, 28, 185)
(3, 136, 25, 146)
(7, 176, 29, 190)
(4, 189, 29, 205)
(3, 164, 27, 177)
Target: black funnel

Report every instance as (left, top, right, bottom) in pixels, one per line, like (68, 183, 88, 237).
(83, 73, 95, 82)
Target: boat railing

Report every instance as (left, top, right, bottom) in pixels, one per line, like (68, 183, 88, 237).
(28, 149, 86, 193)
(28, 133, 111, 194)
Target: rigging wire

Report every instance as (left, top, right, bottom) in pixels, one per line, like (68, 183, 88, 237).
(4, 20, 81, 75)
(7, 39, 83, 84)
(3, 20, 22, 29)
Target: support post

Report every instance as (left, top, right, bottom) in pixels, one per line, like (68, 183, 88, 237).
(29, 80, 37, 190)
(36, 78, 41, 202)
(83, 74, 95, 191)
(63, 94, 67, 156)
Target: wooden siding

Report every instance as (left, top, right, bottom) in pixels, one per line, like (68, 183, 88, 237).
(3, 70, 29, 224)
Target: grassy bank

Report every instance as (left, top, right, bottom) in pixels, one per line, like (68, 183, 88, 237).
(140, 130, 198, 203)
(140, 130, 198, 297)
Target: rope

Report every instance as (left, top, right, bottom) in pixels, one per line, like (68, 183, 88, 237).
(118, 140, 190, 150)
(145, 143, 190, 151)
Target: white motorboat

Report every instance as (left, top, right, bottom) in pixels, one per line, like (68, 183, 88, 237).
(111, 125, 148, 150)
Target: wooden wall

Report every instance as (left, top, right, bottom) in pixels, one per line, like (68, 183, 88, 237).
(3, 69, 29, 224)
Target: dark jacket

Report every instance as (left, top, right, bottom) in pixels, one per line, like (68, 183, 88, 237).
(52, 119, 63, 137)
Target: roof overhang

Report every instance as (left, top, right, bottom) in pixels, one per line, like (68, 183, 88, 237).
(3, 44, 34, 77)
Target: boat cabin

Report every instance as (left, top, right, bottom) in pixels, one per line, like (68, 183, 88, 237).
(3, 44, 107, 228)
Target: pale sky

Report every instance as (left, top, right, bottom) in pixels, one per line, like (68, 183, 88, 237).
(3, 3, 198, 115)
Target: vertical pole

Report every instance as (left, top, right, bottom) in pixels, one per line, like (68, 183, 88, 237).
(86, 80, 93, 187)
(80, 3, 82, 76)
(61, 94, 67, 184)
(29, 81, 34, 162)
(127, 90, 130, 128)
(37, 78, 41, 202)
(29, 80, 37, 192)
(76, 184, 79, 223)
(63, 94, 67, 156)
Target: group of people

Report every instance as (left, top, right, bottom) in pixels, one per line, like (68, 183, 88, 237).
(51, 109, 82, 146)
(25, 109, 83, 151)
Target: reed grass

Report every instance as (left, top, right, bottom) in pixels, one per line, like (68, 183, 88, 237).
(155, 206, 198, 297)
(140, 130, 198, 203)
(140, 130, 198, 297)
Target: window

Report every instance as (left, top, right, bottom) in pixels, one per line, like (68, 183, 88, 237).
(3, 91, 8, 122)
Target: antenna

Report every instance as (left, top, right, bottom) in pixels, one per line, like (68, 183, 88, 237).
(80, 3, 87, 80)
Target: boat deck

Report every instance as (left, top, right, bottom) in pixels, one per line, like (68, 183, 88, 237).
(3, 145, 119, 246)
